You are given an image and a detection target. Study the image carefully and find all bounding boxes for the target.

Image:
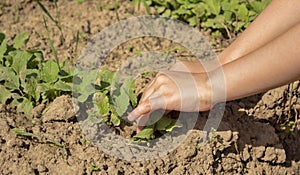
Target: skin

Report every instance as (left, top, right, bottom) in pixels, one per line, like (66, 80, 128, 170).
(128, 0, 300, 132)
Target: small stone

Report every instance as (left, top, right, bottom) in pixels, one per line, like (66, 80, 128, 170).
(218, 131, 232, 142)
(262, 147, 277, 163)
(241, 146, 250, 161)
(252, 146, 265, 159)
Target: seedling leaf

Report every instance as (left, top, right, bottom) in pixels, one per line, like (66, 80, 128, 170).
(13, 32, 29, 49)
(132, 125, 155, 141)
(0, 85, 11, 104)
(94, 92, 110, 116)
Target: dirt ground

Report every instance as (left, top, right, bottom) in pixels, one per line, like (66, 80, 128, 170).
(0, 0, 299, 174)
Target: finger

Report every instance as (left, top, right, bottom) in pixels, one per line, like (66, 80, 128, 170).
(136, 113, 150, 133)
(128, 102, 151, 121)
(128, 92, 167, 122)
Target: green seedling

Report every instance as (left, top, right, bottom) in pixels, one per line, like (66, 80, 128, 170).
(0, 32, 73, 116)
(280, 121, 295, 135)
(89, 163, 100, 172)
(132, 111, 183, 145)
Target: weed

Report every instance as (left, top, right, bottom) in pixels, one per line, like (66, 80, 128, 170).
(80, 138, 91, 145)
(12, 128, 67, 159)
(35, 0, 64, 41)
(132, 0, 271, 38)
(0, 32, 73, 116)
(89, 163, 100, 172)
(280, 121, 295, 135)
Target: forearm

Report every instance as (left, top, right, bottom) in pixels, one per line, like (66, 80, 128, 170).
(211, 23, 300, 103)
(218, 0, 300, 65)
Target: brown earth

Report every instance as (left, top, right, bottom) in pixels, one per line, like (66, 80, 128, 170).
(0, 0, 300, 174)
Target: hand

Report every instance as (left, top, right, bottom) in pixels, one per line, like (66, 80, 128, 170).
(128, 70, 212, 133)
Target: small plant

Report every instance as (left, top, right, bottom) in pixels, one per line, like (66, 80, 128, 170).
(133, 0, 271, 38)
(132, 112, 183, 144)
(280, 121, 295, 135)
(89, 163, 100, 172)
(0, 32, 73, 116)
(75, 67, 183, 143)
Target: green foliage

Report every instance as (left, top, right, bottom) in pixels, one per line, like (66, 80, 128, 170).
(1, 31, 186, 143)
(132, 111, 183, 144)
(137, 0, 271, 38)
(0, 32, 73, 116)
(90, 67, 137, 127)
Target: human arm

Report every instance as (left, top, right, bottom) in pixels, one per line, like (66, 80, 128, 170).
(129, 23, 300, 132)
(171, 0, 300, 73)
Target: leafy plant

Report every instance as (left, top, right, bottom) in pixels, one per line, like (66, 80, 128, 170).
(83, 67, 137, 127)
(132, 111, 183, 144)
(76, 67, 182, 143)
(0, 32, 73, 116)
(134, 0, 271, 38)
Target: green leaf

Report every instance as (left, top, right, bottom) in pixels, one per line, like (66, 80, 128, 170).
(132, 125, 154, 141)
(188, 16, 197, 26)
(23, 76, 40, 101)
(0, 37, 8, 61)
(73, 70, 98, 102)
(165, 119, 182, 132)
(35, 0, 56, 23)
(94, 92, 110, 116)
(162, 9, 171, 17)
(221, 0, 239, 11)
(0, 85, 11, 104)
(37, 83, 52, 92)
(206, 0, 221, 15)
(4, 71, 19, 90)
(237, 4, 248, 21)
(114, 90, 129, 116)
(15, 97, 33, 115)
(250, 0, 270, 14)
(155, 115, 173, 131)
(156, 6, 166, 13)
(121, 77, 137, 107)
(110, 113, 121, 126)
(223, 11, 233, 22)
(53, 80, 72, 91)
(40, 60, 60, 83)
(77, 93, 90, 103)
(12, 50, 32, 75)
(13, 32, 30, 49)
